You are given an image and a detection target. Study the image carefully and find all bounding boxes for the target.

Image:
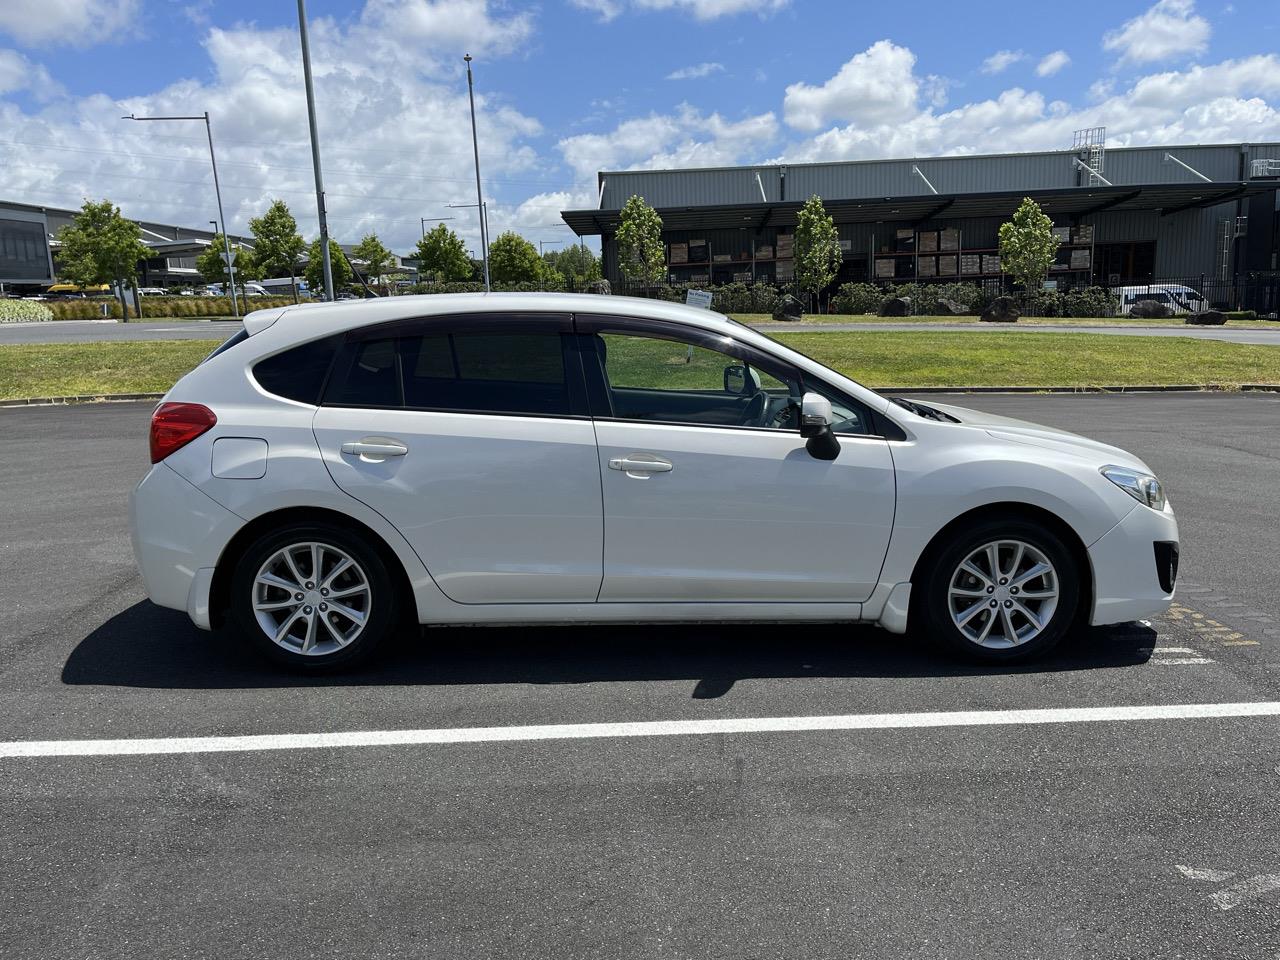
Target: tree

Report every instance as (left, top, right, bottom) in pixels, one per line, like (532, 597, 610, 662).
(304, 238, 353, 295)
(998, 197, 1060, 292)
(196, 234, 259, 290)
(249, 199, 305, 301)
(352, 233, 394, 293)
(488, 231, 542, 284)
(544, 244, 601, 286)
(793, 195, 841, 308)
(413, 223, 472, 282)
(56, 199, 151, 319)
(615, 195, 665, 285)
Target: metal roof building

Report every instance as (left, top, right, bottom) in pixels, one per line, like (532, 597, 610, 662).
(562, 142, 1280, 289)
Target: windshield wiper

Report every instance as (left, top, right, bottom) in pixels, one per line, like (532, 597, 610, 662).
(890, 397, 961, 423)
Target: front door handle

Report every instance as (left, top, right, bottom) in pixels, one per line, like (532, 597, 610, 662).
(608, 455, 673, 476)
(340, 438, 408, 460)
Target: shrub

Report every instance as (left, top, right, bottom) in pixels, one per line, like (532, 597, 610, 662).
(1015, 289, 1063, 317)
(708, 282, 779, 314)
(832, 283, 883, 315)
(1061, 286, 1119, 318)
(0, 299, 54, 323)
(47, 300, 105, 320)
(1225, 310, 1258, 321)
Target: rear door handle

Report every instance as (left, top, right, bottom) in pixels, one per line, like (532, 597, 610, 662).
(340, 438, 408, 459)
(608, 455, 673, 475)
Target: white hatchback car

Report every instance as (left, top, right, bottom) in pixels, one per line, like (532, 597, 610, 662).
(131, 293, 1178, 670)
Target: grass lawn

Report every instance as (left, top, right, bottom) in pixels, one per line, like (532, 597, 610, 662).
(0, 340, 220, 399)
(774, 331, 1280, 388)
(3, 332, 1280, 401)
(734, 312, 1280, 328)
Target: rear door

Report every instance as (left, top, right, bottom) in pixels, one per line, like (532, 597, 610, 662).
(312, 313, 603, 604)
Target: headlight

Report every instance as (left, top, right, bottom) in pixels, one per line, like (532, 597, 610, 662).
(1101, 465, 1166, 511)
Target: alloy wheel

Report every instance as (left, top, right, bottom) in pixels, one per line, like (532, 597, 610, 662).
(252, 541, 372, 656)
(947, 539, 1059, 649)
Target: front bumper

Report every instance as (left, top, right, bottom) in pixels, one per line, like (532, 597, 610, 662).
(1088, 502, 1180, 626)
(130, 463, 244, 629)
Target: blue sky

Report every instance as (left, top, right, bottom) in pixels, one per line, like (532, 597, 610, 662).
(0, 0, 1276, 253)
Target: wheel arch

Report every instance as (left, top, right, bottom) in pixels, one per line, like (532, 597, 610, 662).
(208, 506, 417, 630)
(908, 501, 1094, 626)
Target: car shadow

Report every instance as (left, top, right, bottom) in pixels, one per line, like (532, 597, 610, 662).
(62, 600, 1156, 692)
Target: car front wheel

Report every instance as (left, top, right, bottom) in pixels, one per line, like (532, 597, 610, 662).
(916, 518, 1080, 662)
(228, 522, 399, 670)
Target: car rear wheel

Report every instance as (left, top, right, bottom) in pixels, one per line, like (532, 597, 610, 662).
(228, 522, 399, 670)
(915, 518, 1080, 662)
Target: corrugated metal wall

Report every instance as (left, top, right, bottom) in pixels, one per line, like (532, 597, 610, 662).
(600, 143, 1272, 209)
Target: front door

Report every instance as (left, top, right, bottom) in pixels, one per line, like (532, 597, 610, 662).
(577, 317, 896, 603)
(311, 313, 603, 604)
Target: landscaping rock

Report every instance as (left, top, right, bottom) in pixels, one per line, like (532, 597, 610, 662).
(980, 296, 1019, 323)
(584, 279, 611, 295)
(1185, 310, 1227, 326)
(1129, 298, 1172, 319)
(879, 296, 911, 317)
(934, 298, 969, 316)
(772, 294, 804, 322)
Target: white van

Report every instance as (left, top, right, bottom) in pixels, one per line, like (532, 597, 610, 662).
(1115, 284, 1207, 316)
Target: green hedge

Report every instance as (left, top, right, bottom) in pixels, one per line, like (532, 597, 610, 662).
(47, 296, 295, 320)
(0, 299, 54, 323)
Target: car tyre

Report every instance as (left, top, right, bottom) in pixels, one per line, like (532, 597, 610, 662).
(228, 521, 400, 671)
(915, 518, 1080, 663)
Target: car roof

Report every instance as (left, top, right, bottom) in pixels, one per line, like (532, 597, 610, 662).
(242, 292, 740, 338)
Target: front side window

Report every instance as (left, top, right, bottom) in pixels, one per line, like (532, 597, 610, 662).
(324, 317, 573, 417)
(589, 329, 801, 430)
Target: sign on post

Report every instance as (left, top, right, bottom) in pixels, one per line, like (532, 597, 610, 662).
(685, 289, 713, 310)
(220, 250, 237, 265)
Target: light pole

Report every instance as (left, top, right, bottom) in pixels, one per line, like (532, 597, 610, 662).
(463, 54, 489, 292)
(448, 201, 489, 268)
(297, 0, 334, 301)
(122, 110, 239, 317)
(421, 216, 455, 239)
(539, 240, 565, 256)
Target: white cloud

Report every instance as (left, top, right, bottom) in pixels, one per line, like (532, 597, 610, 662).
(982, 49, 1025, 75)
(0, 49, 61, 99)
(557, 104, 778, 180)
(0, 2, 551, 255)
(1103, 0, 1211, 64)
(1037, 50, 1071, 76)
(783, 40, 919, 131)
(570, 0, 789, 21)
(773, 47, 1280, 164)
(666, 62, 725, 80)
(0, 0, 140, 48)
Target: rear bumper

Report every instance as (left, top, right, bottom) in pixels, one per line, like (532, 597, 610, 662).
(1088, 502, 1180, 626)
(130, 463, 244, 629)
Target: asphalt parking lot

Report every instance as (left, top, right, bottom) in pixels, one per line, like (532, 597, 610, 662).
(2, 393, 1279, 959)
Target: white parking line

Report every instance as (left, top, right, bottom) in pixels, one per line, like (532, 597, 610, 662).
(3, 701, 1280, 759)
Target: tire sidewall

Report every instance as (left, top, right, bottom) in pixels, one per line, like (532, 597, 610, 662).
(918, 518, 1080, 662)
(228, 522, 398, 670)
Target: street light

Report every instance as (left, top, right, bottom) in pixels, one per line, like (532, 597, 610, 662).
(297, 0, 334, 301)
(539, 240, 565, 256)
(448, 202, 489, 263)
(421, 216, 455, 239)
(122, 110, 239, 317)
(463, 54, 489, 292)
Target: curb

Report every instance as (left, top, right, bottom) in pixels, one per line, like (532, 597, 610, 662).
(0, 392, 165, 408)
(3, 384, 1280, 409)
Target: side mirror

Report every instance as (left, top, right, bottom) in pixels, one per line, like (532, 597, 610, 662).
(800, 391, 840, 460)
(723, 364, 760, 396)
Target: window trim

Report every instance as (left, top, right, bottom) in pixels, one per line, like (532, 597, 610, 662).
(320, 312, 591, 420)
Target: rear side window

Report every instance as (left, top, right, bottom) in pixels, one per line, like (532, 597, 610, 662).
(325, 319, 575, 417)
(252, 335, 341, 404)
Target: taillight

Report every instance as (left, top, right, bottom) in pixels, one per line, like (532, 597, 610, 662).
(150, 402, 217, 463)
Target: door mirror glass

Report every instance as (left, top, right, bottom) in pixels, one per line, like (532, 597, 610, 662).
(723, 363, 760, 396)
(800, 392, 840, 460)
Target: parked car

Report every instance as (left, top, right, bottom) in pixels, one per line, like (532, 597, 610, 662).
(1115, 284, 1207, 316)
(131, 293, 1178, 670)
(137, 287, 168, 297)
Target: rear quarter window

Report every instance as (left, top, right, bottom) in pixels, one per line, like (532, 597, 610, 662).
(252, 334, 342, 404)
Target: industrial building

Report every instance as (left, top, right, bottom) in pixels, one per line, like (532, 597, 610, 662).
(0, 199, 254, 292)
(562, 139, 1280, 296)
